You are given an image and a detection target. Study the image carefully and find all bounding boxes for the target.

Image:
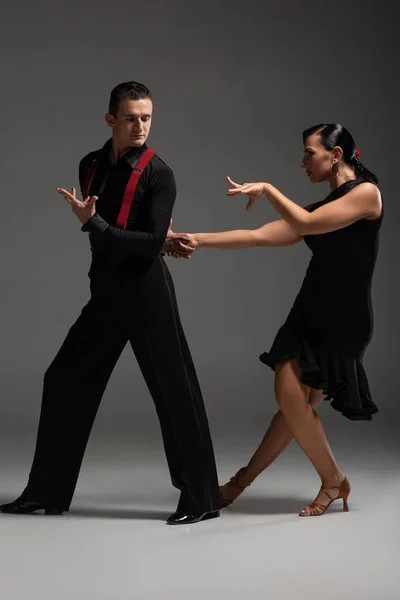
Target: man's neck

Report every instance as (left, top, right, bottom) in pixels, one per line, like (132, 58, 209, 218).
(109, 142, 132, 165)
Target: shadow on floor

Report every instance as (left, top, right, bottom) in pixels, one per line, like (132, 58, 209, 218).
(225, 494, 348, 515)
(0, 495, 170, 521)
(70, 506, 170, 521)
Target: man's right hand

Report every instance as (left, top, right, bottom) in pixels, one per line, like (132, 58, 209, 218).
(56, 187, 98, 225)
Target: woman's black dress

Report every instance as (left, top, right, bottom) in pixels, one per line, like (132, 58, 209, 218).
(260, 179, 383, 420)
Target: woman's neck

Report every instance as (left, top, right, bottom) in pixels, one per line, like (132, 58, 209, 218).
(328, 165, 357, 190)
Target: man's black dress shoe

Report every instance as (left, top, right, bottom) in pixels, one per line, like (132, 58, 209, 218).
(166, 509, 220, 525)
(0, 499, 65, 516)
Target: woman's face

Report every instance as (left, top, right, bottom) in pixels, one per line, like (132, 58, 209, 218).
(301, 133, 335, 183)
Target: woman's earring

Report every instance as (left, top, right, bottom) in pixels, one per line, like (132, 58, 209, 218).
(330, 161, 335, 175)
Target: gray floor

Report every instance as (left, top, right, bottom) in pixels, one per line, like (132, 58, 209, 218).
(0, 423, 399, 600)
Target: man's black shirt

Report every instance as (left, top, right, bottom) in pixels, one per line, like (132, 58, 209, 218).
(79, 139, 176, 277)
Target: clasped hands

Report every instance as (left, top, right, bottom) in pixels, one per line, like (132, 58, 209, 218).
(164, 176, 267, 259)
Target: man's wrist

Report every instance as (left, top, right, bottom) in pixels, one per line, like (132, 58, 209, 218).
(81, 213, 104, 233)
(80, 215, 93, 231)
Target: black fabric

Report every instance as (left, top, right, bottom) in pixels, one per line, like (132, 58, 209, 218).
(24, 258, 220, 512)
(79, 139, 176, 275)
(22, 140, 219, 513)
(260, 180, 383, 421)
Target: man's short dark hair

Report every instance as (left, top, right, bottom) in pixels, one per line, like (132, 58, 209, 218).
(108, 81, 152, 117)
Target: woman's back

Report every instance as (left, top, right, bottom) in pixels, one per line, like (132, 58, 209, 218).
(293, 179, 383, 350)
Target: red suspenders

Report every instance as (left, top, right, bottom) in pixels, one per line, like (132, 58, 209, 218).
(116, 149, 155, 229)
(81, 148, 156, 229)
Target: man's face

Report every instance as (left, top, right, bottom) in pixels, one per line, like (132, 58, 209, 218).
(105, 98, 153, 147)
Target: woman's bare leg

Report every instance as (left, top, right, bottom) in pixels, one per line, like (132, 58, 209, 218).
(246, 387, 325, 479)
(219, 387, 325, 506)
(274, 360, 345, 514)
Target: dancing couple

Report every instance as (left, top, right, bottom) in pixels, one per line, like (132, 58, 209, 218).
(1, 80, 382, 522)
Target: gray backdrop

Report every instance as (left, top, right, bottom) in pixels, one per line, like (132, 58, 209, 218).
(0, 0, 398, 460)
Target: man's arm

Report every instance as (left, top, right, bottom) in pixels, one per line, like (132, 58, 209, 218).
(81, 166, 176, 259)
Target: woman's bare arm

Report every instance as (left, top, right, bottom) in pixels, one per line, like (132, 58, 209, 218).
(192, 219, 302, 249)
(263, 182, 382, 235)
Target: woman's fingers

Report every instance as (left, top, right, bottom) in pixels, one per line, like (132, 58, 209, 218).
(179, 241, 196, 252)
(226, 176, 242, 188)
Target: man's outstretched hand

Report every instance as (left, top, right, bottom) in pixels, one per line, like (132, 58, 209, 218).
(56, 187, 98, 225)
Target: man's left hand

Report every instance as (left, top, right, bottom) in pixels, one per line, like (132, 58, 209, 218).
(56, 187, 98, 225)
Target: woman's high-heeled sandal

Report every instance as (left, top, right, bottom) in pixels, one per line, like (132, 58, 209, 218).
(299, 477, 351, 517)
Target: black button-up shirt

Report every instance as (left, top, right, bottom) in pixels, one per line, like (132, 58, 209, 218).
(79, 139, 176, 277)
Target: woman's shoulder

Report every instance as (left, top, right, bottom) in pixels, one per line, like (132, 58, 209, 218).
(345, 181, 382, 219)
(325, 178, 381, 206)
(347, 180, 380, 195)
(304, 180, 382, 217)
(340, 178, 380, 197)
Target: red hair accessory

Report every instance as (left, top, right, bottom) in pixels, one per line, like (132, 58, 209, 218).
(355, 149, 361, 159)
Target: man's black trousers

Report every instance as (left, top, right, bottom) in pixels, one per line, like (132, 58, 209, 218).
(22, 256, 220, 513)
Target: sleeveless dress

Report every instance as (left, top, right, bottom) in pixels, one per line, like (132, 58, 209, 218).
(259, 179, 383, 420)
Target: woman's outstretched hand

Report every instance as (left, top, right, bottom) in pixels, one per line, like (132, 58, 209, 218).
(226, 176, 266, 212)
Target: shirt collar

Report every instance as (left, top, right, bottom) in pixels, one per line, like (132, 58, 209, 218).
(99, 138, 148, 169)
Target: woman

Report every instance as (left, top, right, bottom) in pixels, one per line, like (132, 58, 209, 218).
(166, 124, 383, 516)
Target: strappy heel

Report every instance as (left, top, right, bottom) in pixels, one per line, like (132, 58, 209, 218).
(299, 476, 351, 517)
(219, 467, 251, 508)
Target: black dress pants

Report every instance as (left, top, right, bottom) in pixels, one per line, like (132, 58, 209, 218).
(23, 257, 220, 512)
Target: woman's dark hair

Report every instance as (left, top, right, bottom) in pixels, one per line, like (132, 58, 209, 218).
(108, 80, 152, 117)
(302, 123, 378, 184)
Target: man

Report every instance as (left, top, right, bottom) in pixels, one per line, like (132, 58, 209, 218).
(1, 81, 220, 525)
